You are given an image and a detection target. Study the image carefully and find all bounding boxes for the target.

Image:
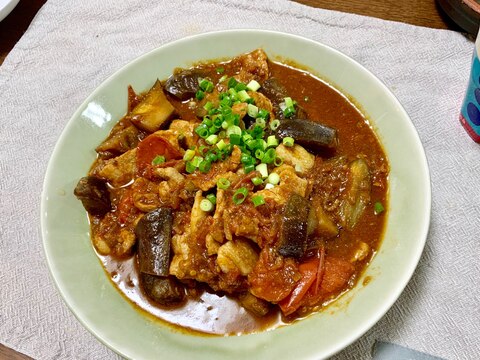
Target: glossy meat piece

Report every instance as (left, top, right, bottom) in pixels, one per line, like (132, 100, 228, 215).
(136, 208, 173, 277)
(74, 176, 111, 216)
(275, 119, 338, 152)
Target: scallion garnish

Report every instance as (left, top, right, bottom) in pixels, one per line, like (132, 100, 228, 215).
(200, 198, 214, 212)
(152, 155, 166, 165)
(282, 137, 294, 147)
(217, 178, 231, 190)
(256, 163, 268, 178)
(205, 134, 219, 145)
(251, 177, 263, 186)
(233, 187, 248, 205)
(266, 172, 280, 185)
(196, 90, 205, 101)
(374, 202, 385, 215)
(270, 119, 280, 130)
(216, 66, 225, 74)
(267, 135, 279, 148)
(206, 193, 217, 205)
(251, 195, 265, 207)
(246, 80, 261, 92)
(183, 149, 195, 161)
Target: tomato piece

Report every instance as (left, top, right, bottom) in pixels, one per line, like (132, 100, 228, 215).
(278, 256, 319, 316)
(136, 134, 182, 176)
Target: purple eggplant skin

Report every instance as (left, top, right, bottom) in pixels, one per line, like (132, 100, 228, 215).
(136, 208, 173, 277)
(140, 273, 185, 306)
(277, 193, 311, 259)
(164, 69, 206, 101)
(260, 78, 307, 120)
(74, 176, 111, 216)
(275, 119, 338, 152)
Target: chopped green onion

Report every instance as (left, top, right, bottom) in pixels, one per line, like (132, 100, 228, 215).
(229, 133, 242, 145)
(374, 202, 385, 215)
(264, 183, 275, 190)
(206, 134, 219, 145)
(274, 156, 283, 167)
(282, 137, 295, 147)
(247, 104, 259, 118)
(218, 130, 226, 139)
(270, 119, 280, 130)
(216, 139, 228, 151)
(241, 153, 255, 166)
(284, 97, 294, 108)
(191, 156, 203, 167)
(217, 178, 231, 190)
(183, 149, 195, 161)
(200, 198, 214, 212)
(216, 66, 225, 74)
(251, 177, 263, 186)
(235, 83, 248, 92)
(237, 90, 250, 102)
(199, 79, 214, 93)
(255, 149, 264, 160)
(283, 106, 295, 118)
(267, 172, 280, 185)
(219, 75, 228, 83)
(226, 125, 242, 136)
(246, 80, 261, 92)
(198, 160, 212, 173)
(228, 77, 238, 89)
(198, 145, 209, 155)
(233, 187, 248, 205)
(205, 152, 217, 163)
(255, 117, 266, 128)
(206, 193, 217, 205)
(152, 155, 166, 165)
(262, 148, 276, 164)
(204, 101, 214, 111)
(195, 124, 209, 139)
(251, 195, 265, 207)
(186, 161, 196, 173)
(267, 135, 279, 148)
(256, 163, 268, 178)
(244, 163, 255, 173)
(295, 164, 303, 173)
(257, 109, 269, 120)
(195, 90, 205, 101)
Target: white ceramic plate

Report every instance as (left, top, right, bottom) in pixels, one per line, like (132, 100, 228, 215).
(41, 30, 431, 360)
(0, 0, 19, 22)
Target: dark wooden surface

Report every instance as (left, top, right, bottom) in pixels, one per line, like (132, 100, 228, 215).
(0, 0, 459, 358)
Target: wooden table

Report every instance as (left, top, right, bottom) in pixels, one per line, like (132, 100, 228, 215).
(0, 0, 459, 358)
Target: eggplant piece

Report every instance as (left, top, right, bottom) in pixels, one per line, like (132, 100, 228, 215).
(277, 193, 311, 259)
(140, 273, 185, 306)
(136, 208, 173, 277)
(339, 158, 371, 230)
(130, 80, 176, 133)
(260, 78, 307, 120)
(164, 69, 206, 100)
(74, 176, 111, 216)
(95, 124, 140, 159)
(275, 119, 338, 152)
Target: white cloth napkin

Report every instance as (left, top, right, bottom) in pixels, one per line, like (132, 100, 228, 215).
(1, 0, 479, 359)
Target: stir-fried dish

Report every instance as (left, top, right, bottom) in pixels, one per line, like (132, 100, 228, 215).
(74, 49, 389, 335)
